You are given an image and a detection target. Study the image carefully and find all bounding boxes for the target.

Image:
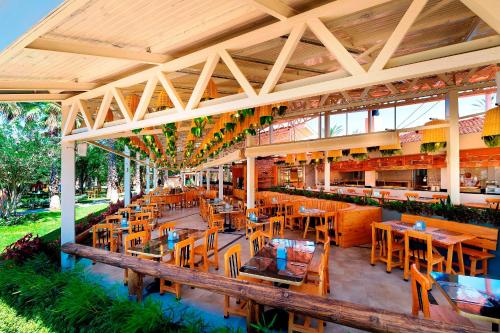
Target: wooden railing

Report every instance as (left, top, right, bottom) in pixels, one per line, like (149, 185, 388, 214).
(62, 243, 486, 333)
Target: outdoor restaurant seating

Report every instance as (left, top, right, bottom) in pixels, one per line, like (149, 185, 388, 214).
(370, 222, 404, 273)
(249, 230, 265, 257)
(123, 231, 151, 285)
(128, 220, 151, 234)
(194, 227, 219, 272)
(262, 216, 284, 242)
(160, 237, 195, 299)
(404, 230, 444, 281)
(410, 264, 473, 327)
(92, 223, 118, 253)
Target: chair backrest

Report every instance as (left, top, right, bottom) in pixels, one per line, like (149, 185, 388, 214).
(379, 190, 390, 198)
(269, 216, 284, 238)
(175, 237, 194, 268)
(323, 211, 336, 229)
(347, 188, 356, 194)
(246, 208, 259, 218)
(405, 230, 433, 264)
(92, 223, 114, 249)
(249, 231, 265, 257)
(411, 264, 431, 317)
(204, 227, 218, 252)
(105, 214, 122, 225)
(486, 198, 500, 209)
(117, 208, 132, 219)
(363, 189, 372, 196)
(129, 220, 150, 234)
(135, 212, 152, 222)
(124, 231, 150, 254)
(158, 222, 176, 237)
(405, 192, 419, 200)
(432, 194, 448, 200)
(224, 244, 241, 279)
(372, 222, 394, 254)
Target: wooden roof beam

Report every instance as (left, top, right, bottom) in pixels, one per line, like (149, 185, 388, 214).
(0, 80, 98, 91)
(0, 93, 72, 102)
(27, 37, 171, 65)
(460, 0, 500, 34)
(246, 0, 298, 21)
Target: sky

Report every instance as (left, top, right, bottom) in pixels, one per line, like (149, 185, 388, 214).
(0, 0, 62, 52)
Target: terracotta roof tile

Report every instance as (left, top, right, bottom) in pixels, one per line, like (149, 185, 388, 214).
(399, 116, 484, 143)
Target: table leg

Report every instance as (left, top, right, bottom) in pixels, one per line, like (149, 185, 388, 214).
(445, 244, 454, 274)
(303, 216, 310, 239)
(456, 242, 465, 275)
(246, 299, 256, 333)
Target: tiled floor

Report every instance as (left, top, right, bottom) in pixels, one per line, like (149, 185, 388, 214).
(84, 207, 489, 332)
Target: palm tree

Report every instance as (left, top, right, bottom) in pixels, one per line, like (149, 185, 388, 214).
(329, 123, 344, 136)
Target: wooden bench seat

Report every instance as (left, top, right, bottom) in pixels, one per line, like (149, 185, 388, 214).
(401, 214, 498, 276)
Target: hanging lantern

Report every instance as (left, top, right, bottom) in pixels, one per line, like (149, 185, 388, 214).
(126, 94, 140, 112)
(103, 107, 114, 123)
(259, 105, 273, 126)
(350, 147, 368, 161)
(272, 101, 289, 116)
(327, 150, 342, 162)
(203, 79, 219, 100)
(310, 151, 324, 164)
(420, 119, 448, 153)
(156, 90, 174, 109)
(296, 153, 308, 165)
(379, 137, 402, 156)
(285, 154, 295, 165)
(482, 105, 500, 147)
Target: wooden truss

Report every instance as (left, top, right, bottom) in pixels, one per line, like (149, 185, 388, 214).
(61, 0, 500, 142)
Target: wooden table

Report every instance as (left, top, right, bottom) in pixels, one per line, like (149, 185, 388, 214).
(214, 205, 242, 232)
(431, 272, 500, 331)
(383, 220, 475, 274)
(239, 238, 321, 286)
(299, 208, 326, 239)
(464, 202, 499, 210)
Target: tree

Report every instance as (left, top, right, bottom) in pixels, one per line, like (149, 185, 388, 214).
(329, 123, 344, 137)
(75, 145, 107, 193)
(0, 121, 52, 218)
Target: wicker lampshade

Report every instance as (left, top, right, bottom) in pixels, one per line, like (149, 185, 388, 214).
(296, 153, 307, 163)
(421, 119, 448, 144)
(104, 108, 114, 122)
(156, 90, 174, 109)
(126, 94, 140, 112)
(482, 105, 500, 147)
(285, 154, 295, 165)
(350, 147, 368, 155)
(327, 150, 342, 158)
(203, 79, 219, 100)
(379, 136, 402, 151)
(311, 151, 324, 160)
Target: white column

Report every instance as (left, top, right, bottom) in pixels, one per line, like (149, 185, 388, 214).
(247, 157, 255, 208)
(206, 170, 210, 191)
(219, 165, 224, 199)
(145, 158, 151, 193)
(124, 146, 131, 206)
(445, 90, 460, 205)
(324, 158, 331, 192)
(153, 165, 158, 189)
(61, 141, 75, 269)
(134, 152, 141, 194)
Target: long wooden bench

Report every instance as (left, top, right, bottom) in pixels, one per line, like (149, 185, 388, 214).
(401, 214, 498, 276)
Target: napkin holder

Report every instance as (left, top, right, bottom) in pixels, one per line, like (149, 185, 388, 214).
(120, 217, 128, 228)
(414, 220, 426, 231)
(299, 206, 305, 213)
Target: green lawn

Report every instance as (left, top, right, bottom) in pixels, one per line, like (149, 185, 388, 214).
(0, 299, 52, 333)
(0, 204, 108, 250)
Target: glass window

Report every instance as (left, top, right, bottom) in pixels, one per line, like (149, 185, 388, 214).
(329, 113, 346, 137)
(396, 100, 445, 129)
(373, 107, 395, 132)
(347, 110, 368, 135)
(459, 92, 497, 117)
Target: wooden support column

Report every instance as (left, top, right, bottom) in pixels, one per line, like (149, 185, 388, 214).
(247, 157, 256, 208)
(134, 152, 141, 194)
(219, 165, 224, 200)
(60, 140, 75, 269)
(124, 146, 131, 206)
(446, 90, 460, 204)
(145, 158, 151, 193)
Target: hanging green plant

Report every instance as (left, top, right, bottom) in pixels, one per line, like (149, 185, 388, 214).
(482, 135, 499, 148)
(351, 153, 368, 161)
(327, 156, 340, 163)
(213, 131, 224, 142)
(260, 115, 273, 126)
(225, 122, 236, 132)
(380, 149, 402, 157)
(420, 142, 447, 153)
(272, 105, 288, 116)
(132, 128, 143, 134)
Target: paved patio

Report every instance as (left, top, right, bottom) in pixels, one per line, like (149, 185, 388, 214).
(84, 207, 488, 332)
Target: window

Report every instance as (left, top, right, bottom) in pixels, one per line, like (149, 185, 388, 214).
(347, 110, 367, 135)
(459, 92, 497, 117)
(329, 113, 346, 137)
(373, 107, 395, 132)
(395, 100, 445, 129)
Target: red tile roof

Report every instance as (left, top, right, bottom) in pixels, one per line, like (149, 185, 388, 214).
(399, 116, 484, 143)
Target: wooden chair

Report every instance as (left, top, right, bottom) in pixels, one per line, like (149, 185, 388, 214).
(158, 222, 176, 237)
(245, 208, 260, 239)
(486, 197, 500, 209)
(289, 255, 326, 333)
(223, 244, 261, 320)
(208, 205, 225, 232)
(135, 212, 152, 222)
(160, 237, 195, 299)
(263, 216, 284, 242)
(405, 192, 419, 201)
(141, 206, 158, 222)
(432, 194, 448, 201)
(117, 208, 133, 220)
(231, 201, 246, 231)
(194, 227, 219, 272)
(123, 231, 151, 299)
(128, 220, 150, 234)
(105, 214, 122, 229)
(316, 211, 336, 245)
(411, 264, 474, 327)
(370, 222, 404, 273)
(404, 230, 444, 281)
(284, 203, 303, 231)
(249, 230, 265, 257)
(307, 237, 331, 295)
(92, 223, 118, 253)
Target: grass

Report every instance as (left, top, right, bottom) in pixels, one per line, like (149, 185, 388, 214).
(0, 299, 53, 333)
(0, 203, 108, 250)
